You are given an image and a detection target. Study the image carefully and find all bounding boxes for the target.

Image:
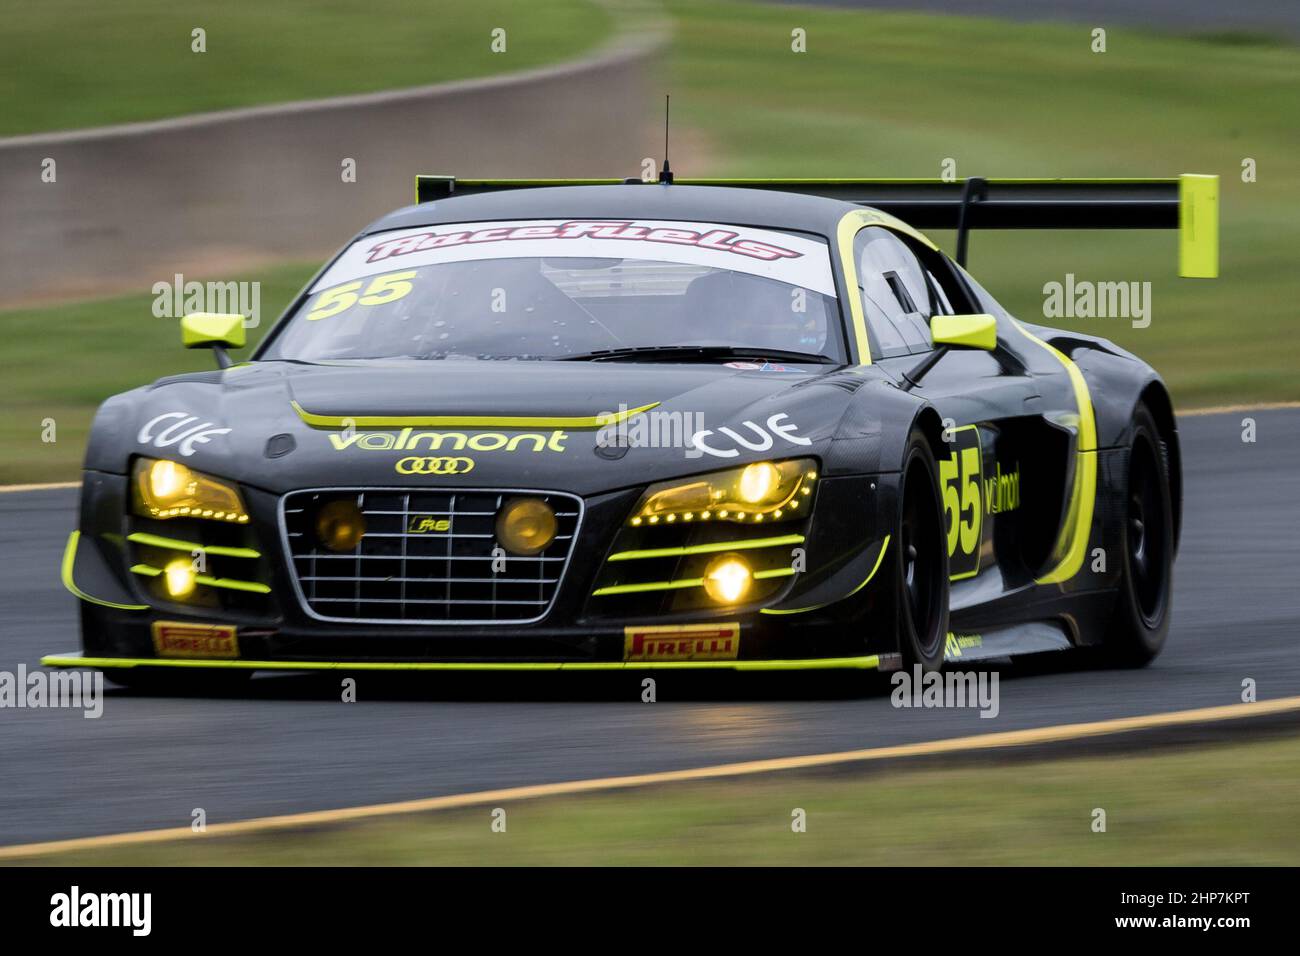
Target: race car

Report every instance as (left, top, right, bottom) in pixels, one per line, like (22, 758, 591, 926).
(45, 172, 1218, 685)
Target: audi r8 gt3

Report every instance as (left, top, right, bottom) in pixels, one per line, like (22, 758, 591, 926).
(45, 172, 1219, 685)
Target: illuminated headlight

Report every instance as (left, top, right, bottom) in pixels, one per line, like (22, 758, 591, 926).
(132, 457, 249, 522)
(629, 458, 817, 526)
(738, 462, 781, 503)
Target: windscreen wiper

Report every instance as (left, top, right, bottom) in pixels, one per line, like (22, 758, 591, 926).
(556, 345, 838, 364)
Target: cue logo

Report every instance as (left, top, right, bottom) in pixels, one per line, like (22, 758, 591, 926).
(137, 411, 231, 457)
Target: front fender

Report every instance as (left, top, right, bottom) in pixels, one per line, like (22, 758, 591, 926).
(822, 379, 936, 477)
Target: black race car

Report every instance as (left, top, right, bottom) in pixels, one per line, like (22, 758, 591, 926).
(45, 173, 1219, 684)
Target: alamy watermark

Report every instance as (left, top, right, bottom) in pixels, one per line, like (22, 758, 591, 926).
(152, 273, 261, 327)
(595, 405, 706, 452)
(1042, 273, 1151, 329)
(890, 665, 1000, 719)
(0, 665, 103, 718)
(50, 886, 150, 936)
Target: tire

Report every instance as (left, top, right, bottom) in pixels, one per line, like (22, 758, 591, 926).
(896, 429, 950, 671)
(1102, 403, 1175, 666)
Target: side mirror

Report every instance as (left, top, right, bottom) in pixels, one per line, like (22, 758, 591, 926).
(930, 313, 997, 351)
(181, 313, 246, 368)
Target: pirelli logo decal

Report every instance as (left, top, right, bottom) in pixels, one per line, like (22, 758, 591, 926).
(151, 621, 240, 659)
(623, 623, 740, 662)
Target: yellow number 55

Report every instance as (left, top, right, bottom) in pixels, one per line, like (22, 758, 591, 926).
(306, 270, 417, 321)
(939, 427, 983, 580)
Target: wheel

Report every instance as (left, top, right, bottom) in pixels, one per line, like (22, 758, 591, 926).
(896, 429, 950, 671)
(1102, 403, 1174, 666)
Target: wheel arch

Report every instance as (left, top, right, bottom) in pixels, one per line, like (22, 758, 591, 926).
(1044, 333, 1182, 555)
(823, 380, 942, 476)
(1138, 379, 1182, 552)
(911, 405, 949, 464)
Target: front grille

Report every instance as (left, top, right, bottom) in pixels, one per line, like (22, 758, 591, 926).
(280, 488, 582, 624)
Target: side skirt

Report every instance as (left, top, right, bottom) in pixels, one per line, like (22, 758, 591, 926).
(943, 621, 1073, 664)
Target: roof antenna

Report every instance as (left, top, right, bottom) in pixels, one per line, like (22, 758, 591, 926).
(659, 95, 674, 184)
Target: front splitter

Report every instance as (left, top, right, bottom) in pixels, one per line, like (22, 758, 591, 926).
(40, 652, 882, 673)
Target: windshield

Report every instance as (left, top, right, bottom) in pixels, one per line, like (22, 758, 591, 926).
(260, 219, 845, 363)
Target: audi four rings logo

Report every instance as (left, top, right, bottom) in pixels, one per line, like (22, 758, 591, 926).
(394, 456, 476, 475)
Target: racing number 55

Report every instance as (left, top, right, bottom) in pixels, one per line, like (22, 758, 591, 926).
(940, 426, 982, 580)
(307, 270, 417, 321)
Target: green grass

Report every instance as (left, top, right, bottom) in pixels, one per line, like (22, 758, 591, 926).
(9, 734, 1300, 865)
(664, 1, 1300, 406)
(0, 0, 613, 135)
(0, 263, 315, 483)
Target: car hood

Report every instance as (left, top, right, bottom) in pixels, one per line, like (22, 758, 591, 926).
(91, 359, 879, 496)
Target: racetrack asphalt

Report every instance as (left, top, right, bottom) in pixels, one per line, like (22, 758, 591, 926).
(0, 408, 1296, 847)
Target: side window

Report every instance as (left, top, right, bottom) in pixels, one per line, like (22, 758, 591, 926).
(954, 262, 1012, 322)
(926, 270, 954, 315)
(853, 227, 935, 358)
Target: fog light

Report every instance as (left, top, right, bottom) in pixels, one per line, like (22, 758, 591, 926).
(316, 499, 366, 552)
(163, 558, 196, 598)
(496, 498, 557, 556)
(703, 554, 752, 604)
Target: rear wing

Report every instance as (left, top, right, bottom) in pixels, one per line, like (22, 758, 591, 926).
(415, 174, 1218, 278)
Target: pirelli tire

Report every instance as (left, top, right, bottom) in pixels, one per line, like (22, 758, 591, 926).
(896, 428, 951, 672)
(1101, 402, 1175, 667)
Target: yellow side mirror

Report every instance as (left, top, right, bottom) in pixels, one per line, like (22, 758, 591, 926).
(181, 312, 246, 349)
(930, 313, 997, 351)
(181, 313, 246, 367)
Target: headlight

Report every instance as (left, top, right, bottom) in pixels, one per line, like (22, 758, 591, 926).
(132, 457, 249, 522)
(629, 458, 817, 526)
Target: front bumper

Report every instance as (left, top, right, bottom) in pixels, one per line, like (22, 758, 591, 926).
(53, 468, 902, 672)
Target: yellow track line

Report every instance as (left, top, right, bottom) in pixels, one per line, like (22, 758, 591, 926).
(1178, 400, 1300, 417)
(0, 481, 79, 493)
(3, 695, 1298, 861)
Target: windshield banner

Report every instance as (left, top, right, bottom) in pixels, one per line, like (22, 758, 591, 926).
(313, 220, 838, 297)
